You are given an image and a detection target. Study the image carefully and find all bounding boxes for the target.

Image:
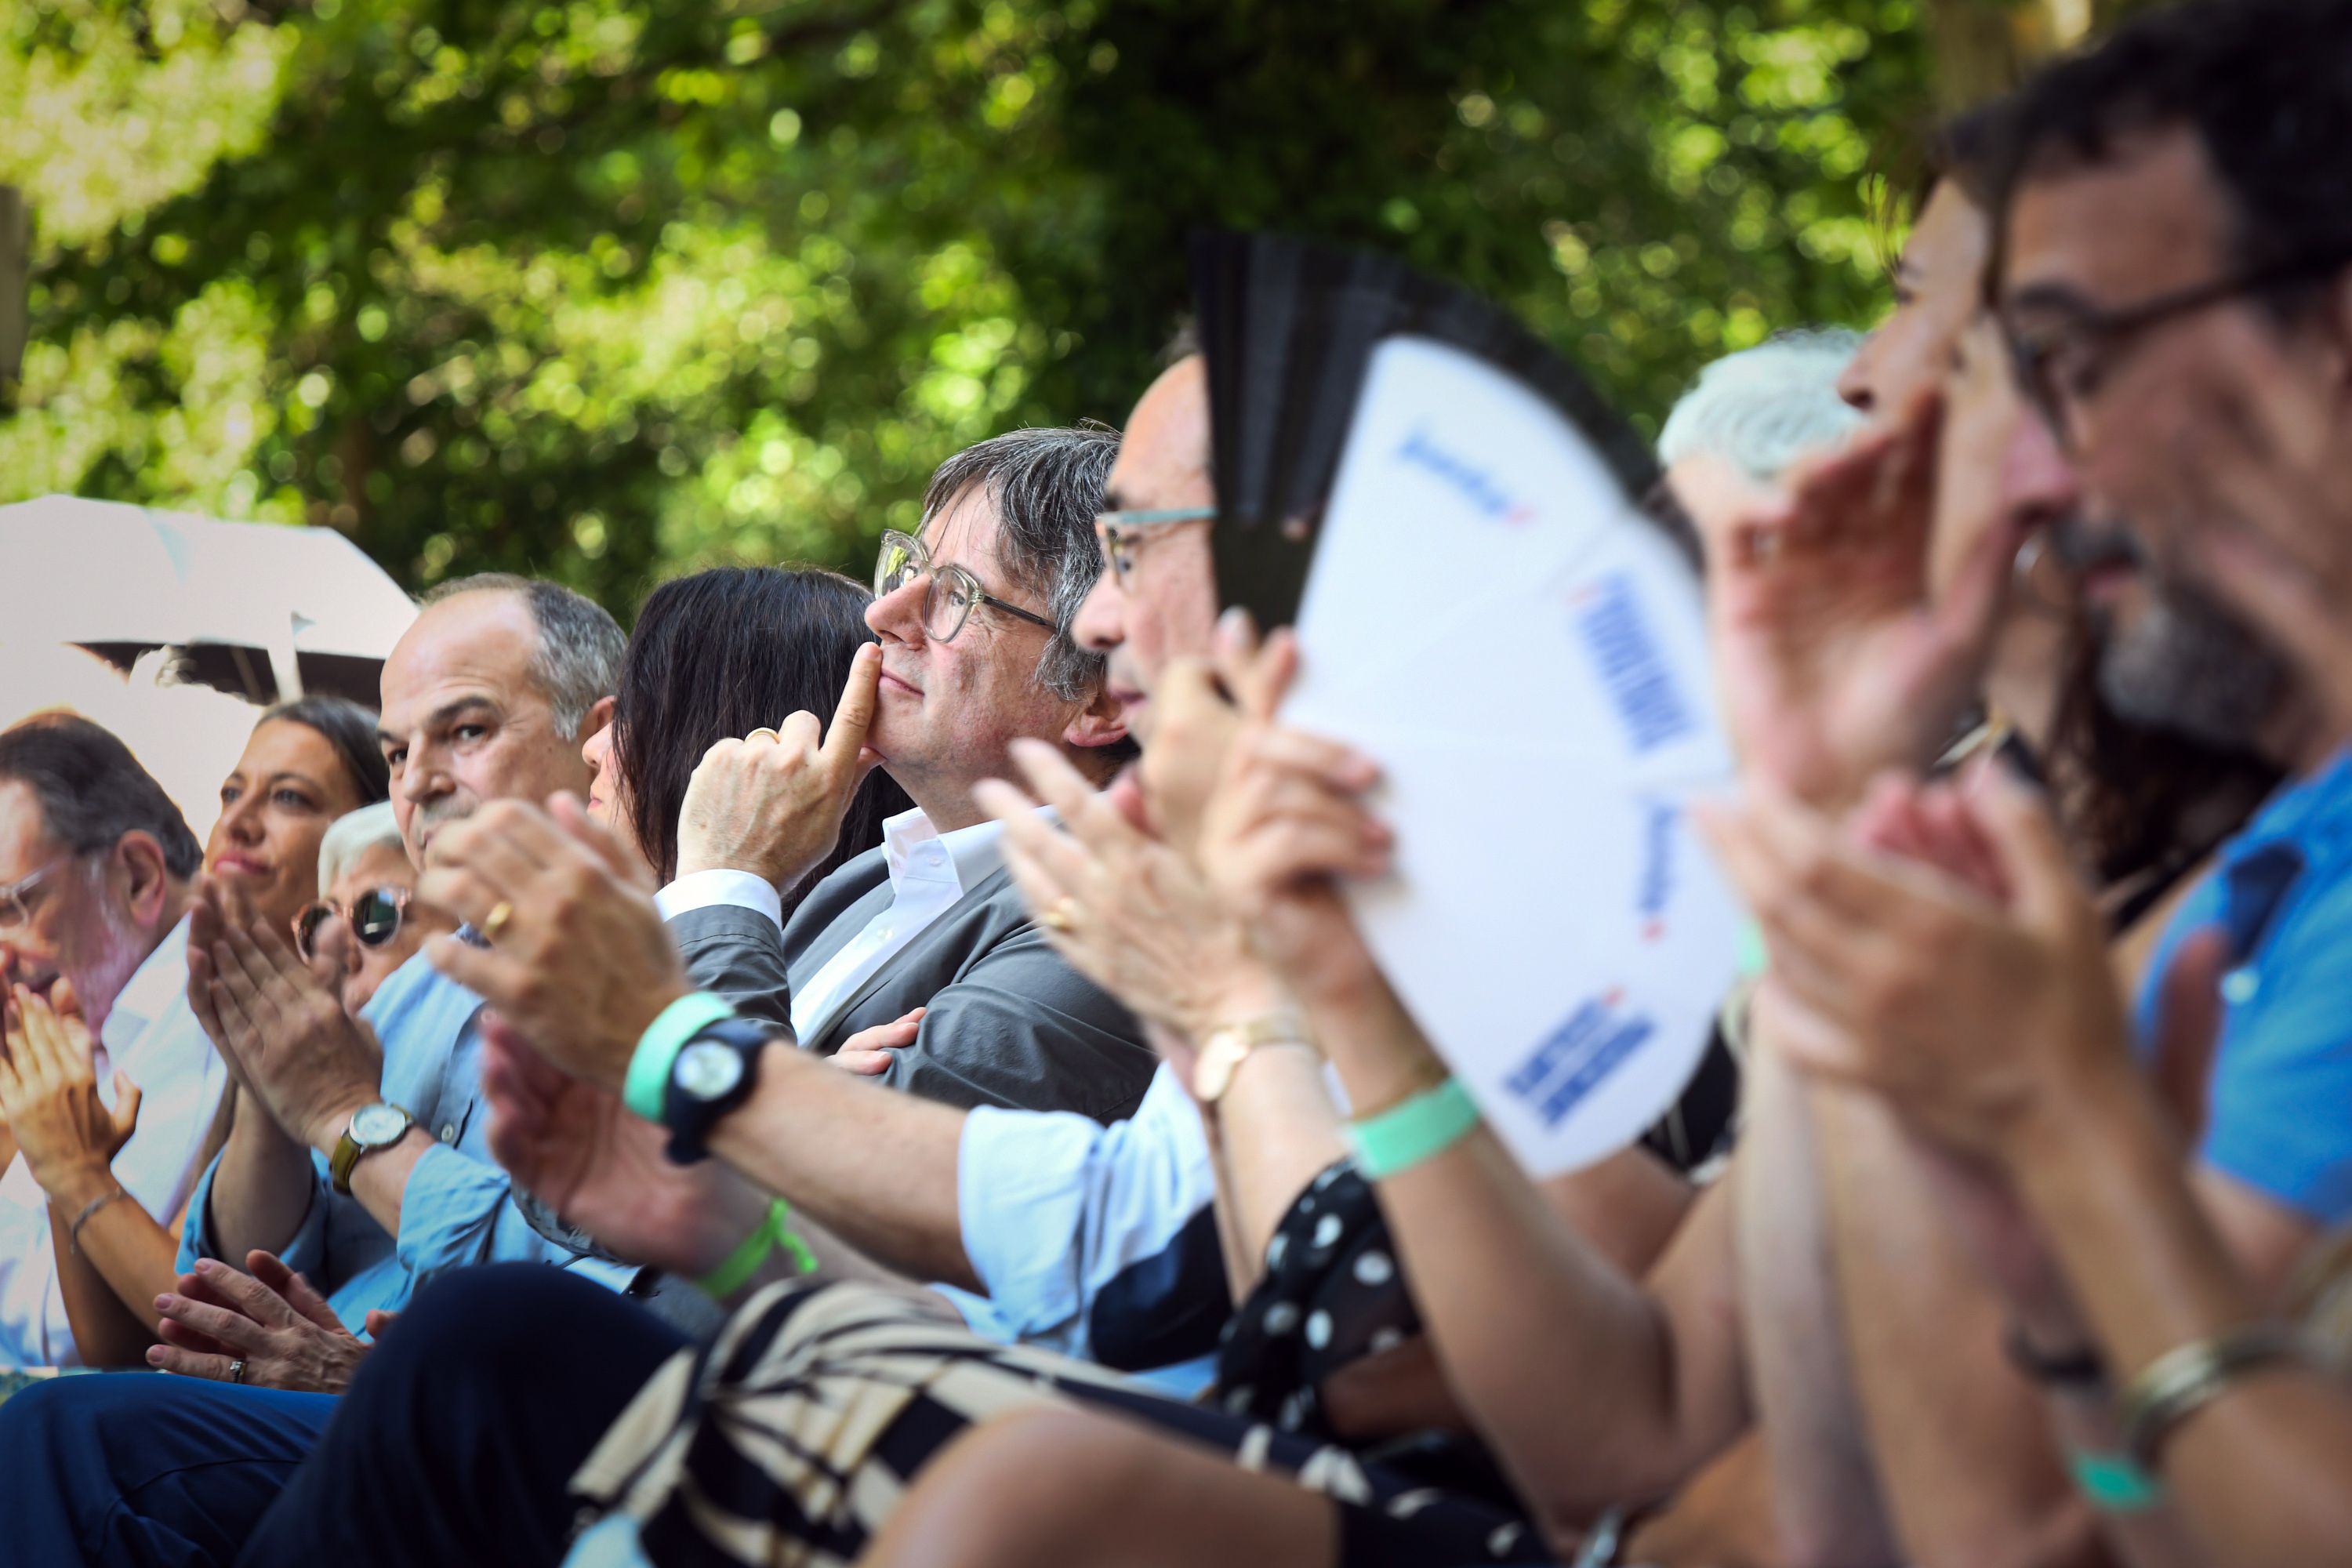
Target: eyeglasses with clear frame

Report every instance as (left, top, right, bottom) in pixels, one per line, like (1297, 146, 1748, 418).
(292, 885, 412, 964)
(2004, 248, 2352, 448)
(874, 528, 1058, 643)
(0, 857, 72, 936)
(1094, 506, 1215, 586)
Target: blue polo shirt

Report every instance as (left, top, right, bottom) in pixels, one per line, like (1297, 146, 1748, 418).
(2140, 746, 2352, 1223)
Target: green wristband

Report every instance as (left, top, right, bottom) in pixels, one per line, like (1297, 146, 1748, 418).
(1348, 1076, 1482, 1180)
(622, 992, 736, 1122)
(2067, 1450, 2165, 1513)
(698, 1199, 817, 1298)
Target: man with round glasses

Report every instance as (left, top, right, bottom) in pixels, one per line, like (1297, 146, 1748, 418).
(652, 423, 1157, 1122)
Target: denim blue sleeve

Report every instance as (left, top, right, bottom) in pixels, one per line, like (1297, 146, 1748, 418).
(390, 1141, 623, 1278)
(2183, 877, 2352, 1224)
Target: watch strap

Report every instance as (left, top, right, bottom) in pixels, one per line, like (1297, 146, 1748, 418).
(624, 992, 736, 1122)
(329, 1103, 415, 1196)
(661, 1016, 772, 1165)
(1192, 1014, 1311, 1103)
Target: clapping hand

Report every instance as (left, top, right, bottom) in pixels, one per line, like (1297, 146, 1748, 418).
(418, 797, 693, 1091)
(150, 1251, 379, 1394)
(0, 978, 140, 1196)
(1677, 390, 2017, 811)
(186, 877, 383, 1152)
(975, 736, 1291, 1050)
(1192, 627, 1392, 1012)
(674, 643, 882, 890)
(1700, 762, 2134, 1161)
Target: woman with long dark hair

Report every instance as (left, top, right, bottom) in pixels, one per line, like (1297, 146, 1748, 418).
(580, 564, 911, 915)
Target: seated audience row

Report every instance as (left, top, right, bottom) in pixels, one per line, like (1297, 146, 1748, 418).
(3, 3, 2351, 1566)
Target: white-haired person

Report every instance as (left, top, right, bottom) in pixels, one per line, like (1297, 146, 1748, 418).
(1657, 328, 1868, 481)
(296, 801, 452, 1019)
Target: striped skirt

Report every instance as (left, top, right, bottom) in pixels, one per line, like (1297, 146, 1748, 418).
(567, 1278, 1548, 1568)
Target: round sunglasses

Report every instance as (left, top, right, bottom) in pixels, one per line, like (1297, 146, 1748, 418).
(292, 885, 412, 964)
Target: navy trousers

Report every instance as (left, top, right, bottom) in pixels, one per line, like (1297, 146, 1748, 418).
(0, 1373, 337, 1566)
(241, 1264, 684, 1566)
(0, 1265, 683, 1568)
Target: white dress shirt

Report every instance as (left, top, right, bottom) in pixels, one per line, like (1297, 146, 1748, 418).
(0, 914, 230, 1366)
(656, 806, 1011, 1047)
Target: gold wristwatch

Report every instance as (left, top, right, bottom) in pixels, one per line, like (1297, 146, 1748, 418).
(1192, 1016, 1312, 1104)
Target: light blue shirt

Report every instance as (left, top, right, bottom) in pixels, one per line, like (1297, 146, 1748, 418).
(947, 1063, 1223, 1395)
(2140, 746, 2352, 1222)
(180, 946, 637, 1330)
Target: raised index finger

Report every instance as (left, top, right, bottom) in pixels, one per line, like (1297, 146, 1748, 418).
(819, 643, 882, 775)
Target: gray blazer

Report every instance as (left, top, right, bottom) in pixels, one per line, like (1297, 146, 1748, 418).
(669, 845, 1156, 1124)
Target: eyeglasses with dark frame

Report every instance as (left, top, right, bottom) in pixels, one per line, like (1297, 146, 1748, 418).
(292, 885, 412, 964)
(0, 857, 74, 936)
(874, 528, 1058, 644)
(1094, 506, 1216, 586)
(2005, 247, 2352, 445)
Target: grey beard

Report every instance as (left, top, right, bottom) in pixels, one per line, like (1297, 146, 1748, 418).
(2099, 586, 2292, 749)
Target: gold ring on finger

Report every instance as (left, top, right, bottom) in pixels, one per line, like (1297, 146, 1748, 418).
(481, 901, 514, 943)
(1039, 897, 1080, 934)
(745, 727, 783, 745)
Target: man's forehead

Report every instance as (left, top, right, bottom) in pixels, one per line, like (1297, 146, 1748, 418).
(1106, 358, 1210, 510)
(2004, 128, 2233, 307)
(380, 593, 539, 725)
(920, 480, 1004, 575)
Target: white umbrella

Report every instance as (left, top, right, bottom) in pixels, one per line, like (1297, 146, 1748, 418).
(0, 495, 417, 698)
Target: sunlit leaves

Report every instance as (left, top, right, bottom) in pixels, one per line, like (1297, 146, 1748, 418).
(0, 0, 1940, 615)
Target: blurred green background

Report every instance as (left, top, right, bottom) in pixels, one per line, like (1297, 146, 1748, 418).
(0, 0, 2148, 618)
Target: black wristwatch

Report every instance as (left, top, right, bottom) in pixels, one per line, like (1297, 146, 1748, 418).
(660, 1015, 775, 1165)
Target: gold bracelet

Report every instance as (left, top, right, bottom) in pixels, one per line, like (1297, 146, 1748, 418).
(66, 1186, 130, 1255)
(2117, 1322, 2310, 1468)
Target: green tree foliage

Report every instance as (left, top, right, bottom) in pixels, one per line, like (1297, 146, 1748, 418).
(0, 0, 1936, 615)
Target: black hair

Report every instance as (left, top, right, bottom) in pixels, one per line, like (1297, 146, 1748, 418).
(1994, 0, 2352, 309)
(257, 695, 392, 808)
(0, 712, 204, 878)
(614, 567, 913, 895)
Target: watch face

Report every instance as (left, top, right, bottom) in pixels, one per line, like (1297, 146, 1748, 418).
(350, 1103, 411, 1145)
(1192, 1036, 1243, 1104)
(676, 1040, 746, 1102)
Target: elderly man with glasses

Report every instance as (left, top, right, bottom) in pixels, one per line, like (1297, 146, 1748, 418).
(648, 424, 1158, 1123)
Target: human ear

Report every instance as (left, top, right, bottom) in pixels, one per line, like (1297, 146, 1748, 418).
(1060, 684, 1131, 753)
(113, 833, 174, 929)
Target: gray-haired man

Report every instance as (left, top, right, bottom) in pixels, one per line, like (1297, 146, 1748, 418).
(660, 424, 1157, 1120)
(189, 574, 640, 1345)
